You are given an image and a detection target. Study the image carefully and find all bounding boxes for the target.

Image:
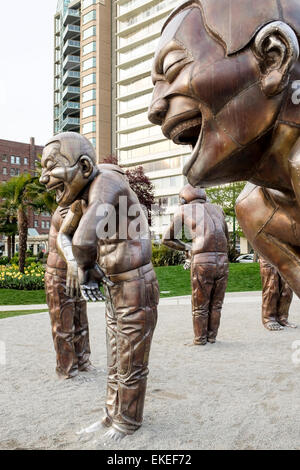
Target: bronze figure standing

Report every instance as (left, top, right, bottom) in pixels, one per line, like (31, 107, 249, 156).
(40, 132, 159, 441)
(163, 185, 229, 345)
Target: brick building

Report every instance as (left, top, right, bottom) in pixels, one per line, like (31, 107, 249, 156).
(0, 137, 52, 240)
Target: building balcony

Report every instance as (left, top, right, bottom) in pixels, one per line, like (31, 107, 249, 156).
(63, 39, 80, 56)
(61, 117, 80, 131)
(63, 54, 80, 71)
(62, 86, 80, 100)
(62, 101, 80, 115)
(63, 24, 80, 41)
(63, 70, 80, 86)
(63, 9, 80, 27)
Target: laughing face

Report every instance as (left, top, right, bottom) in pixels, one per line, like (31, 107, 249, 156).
(148, 6, 286, 187)
(40, 141, 89, 207)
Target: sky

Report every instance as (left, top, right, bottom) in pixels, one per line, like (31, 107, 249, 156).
(0, 0, 58, 146)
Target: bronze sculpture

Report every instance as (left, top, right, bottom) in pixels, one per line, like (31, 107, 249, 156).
(148, 0, 300, 298)
(40, 132, 159, 441)
(45, 205, 91, 379)
(163, 185, 229, 344)
(259, 257, 296, 331)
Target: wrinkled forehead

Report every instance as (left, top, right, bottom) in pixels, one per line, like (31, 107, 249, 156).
(154, 6, 224, 66)
(41, 142, 69, 166)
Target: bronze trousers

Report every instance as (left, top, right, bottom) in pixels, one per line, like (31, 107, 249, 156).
(104, 264, 159, 435)
(260, 263, 293, 326)
(45, 267, 91, 378)
(191, 253, 229, 344)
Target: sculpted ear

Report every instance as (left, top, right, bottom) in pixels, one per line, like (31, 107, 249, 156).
(79, 155, 94, 178)
(254, 21, 299, 97)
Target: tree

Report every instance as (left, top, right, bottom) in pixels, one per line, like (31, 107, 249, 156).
(206, 182, 246, 258)
(0, 170, 56, 272)
(0, 200, 18, 260)
(0, 174, 33, 272)
(103, 155, 155, 225)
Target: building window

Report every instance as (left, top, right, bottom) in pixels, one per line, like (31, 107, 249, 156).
(24, 157, 28, 165)
(83, 26, 96, 41)
(46, 221, 50, 229)
(41, 221, 45, 229)
(82, 89, 96, 102)
(34, 221, 38, 228)
(82, 105, 96, 118)
(11, 156, 15, 164)
(83, 10, 96, 25)
(10, 168, 15, 176)
(82, 41, 96, 56)
(15, 169, 20, 176)
(2, 154, 7, 162)
(82, 73, 96, 87)
(82, 121, 96, 134)
(3, 167, 7, 175)
(83, 0, 96, 10)
(82, 57, 96, 71)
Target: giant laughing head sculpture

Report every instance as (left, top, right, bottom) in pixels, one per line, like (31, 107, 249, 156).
(149, 0, 300, 306)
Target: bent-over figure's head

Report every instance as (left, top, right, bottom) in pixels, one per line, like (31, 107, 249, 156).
(40, 132, 97, 207)
(148, 0, 300, 187)
(179, 184, 206, 204)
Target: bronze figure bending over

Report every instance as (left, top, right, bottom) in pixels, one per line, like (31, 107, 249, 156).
(259, 257, 296, 331)
(149, 0, 300, 302)
(40, 132, 159, 441)
(45, 205, 91, 379)
(163, 185, 229, 345)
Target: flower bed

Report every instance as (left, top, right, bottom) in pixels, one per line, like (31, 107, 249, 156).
(0, 263, 45, 290)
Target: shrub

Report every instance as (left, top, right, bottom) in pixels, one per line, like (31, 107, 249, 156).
(0, 263, 45, 290)
(0, 256, 10, 266)
(152, 244, 185, 267)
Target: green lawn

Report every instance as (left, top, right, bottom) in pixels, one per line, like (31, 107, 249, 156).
(0, 264, 262, 309)
(0, 309, 49, 320)
(155, 263, 262, 298)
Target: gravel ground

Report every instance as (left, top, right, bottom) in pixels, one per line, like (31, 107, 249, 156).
(0, 292, 300, 450)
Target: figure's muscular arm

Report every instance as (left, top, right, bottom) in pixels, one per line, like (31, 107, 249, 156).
(56, 200, 84, 297)
(72, 174, 119, 301)
(162, 208, 192, 252)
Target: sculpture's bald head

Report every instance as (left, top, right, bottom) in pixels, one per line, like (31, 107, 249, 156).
(180, 184, 206, 204)
(40, 132, 97, 207)
(149, 0, 300, 187)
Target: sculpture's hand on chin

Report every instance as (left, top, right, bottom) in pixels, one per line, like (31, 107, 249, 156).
(78, 264, 114, 302)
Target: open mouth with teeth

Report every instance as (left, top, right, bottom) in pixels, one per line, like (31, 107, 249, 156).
(47, 181, 65, 203)
(168, 116, 202, 147)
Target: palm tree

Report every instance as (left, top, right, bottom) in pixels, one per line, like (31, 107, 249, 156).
(0, 174, 34, 272)
(0, 201, 18, 260)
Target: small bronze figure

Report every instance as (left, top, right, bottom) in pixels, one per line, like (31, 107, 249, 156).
(45, 205, 91, 379)
(259, 257, 296, 331)
(149, 0, 300, 299)
(163, 185, 229, 345)
(40, 132, 159, 441)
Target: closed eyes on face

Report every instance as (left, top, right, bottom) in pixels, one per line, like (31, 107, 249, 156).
(162, 49, 192, 83)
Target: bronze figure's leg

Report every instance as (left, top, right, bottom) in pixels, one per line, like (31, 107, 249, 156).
(45, 271, 78, 378)
(74, 298, 92, 371)
(191, 263, 214, 345)
(208, 263, 229, 343)
(259, 263, 283, 331)
(105, 271, 158, 440)
(102, 288, 118, 429)
(277, 277, 296, 328)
